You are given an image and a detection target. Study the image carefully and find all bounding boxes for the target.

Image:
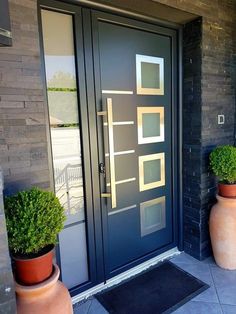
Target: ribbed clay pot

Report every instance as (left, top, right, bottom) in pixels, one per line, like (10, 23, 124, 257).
(15, 264, 73, 314)
(210, 195, 236, 270)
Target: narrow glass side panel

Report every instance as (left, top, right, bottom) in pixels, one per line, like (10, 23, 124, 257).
(41, 9, 89, 288)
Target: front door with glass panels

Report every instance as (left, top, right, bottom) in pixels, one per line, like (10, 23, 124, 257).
(93, 12, 178, 278)
(40, 1, 178, 294)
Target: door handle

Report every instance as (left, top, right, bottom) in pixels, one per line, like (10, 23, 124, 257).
(98, 98, 117, 208)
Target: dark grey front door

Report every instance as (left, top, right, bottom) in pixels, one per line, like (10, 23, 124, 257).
(92, 12, 178, 279)
(40, 0, 179, 293)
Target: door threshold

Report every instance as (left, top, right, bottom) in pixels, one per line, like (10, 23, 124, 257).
(72, 247, 180, 304)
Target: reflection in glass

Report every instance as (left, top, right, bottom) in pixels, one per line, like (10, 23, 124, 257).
(59, 224, 89, 289)
(137, 107, 164, 144)
(136, 54, 164, 95)
(140, 197, 166, 237)
(41, 9, 88, 286)
(139, 153, 165, 191)
(41, 9, 83, 225)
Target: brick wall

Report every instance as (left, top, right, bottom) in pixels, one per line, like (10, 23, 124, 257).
(0, 0, 50, 195)
(0, 2, 50, 310)
(0, 168, 16, 314)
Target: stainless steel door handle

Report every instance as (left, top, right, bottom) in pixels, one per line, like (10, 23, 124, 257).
(98, 98, 117, 208)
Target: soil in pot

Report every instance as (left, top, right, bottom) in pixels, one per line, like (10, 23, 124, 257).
(13, 244, 54, 285)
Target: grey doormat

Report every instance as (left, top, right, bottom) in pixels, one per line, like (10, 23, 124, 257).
(96, 261, 209, 314)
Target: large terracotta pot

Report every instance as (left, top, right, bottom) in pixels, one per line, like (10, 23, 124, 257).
(210, 195, 236, 270)
(13, 245, 54, 285)
(15, 264, 73, 314)
(218, 183, 236, 198)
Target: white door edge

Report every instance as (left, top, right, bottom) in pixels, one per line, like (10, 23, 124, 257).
(72, 247, 181, 304)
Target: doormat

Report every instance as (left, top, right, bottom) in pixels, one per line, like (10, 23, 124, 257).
(96, 261, 209, 314)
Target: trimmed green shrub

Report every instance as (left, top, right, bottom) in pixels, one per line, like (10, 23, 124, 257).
(4, 187, 66, 255)
(209, 145, 236, 184)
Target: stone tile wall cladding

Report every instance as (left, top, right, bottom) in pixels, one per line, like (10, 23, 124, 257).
(0, 169, 16, 314)
(0, 0, 235, 310)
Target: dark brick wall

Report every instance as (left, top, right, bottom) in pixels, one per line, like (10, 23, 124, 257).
(182, 18, 204, 259)
(0, 169, 16, 314)
(0, 0, 50, 195)
(0, 1, 49, 311)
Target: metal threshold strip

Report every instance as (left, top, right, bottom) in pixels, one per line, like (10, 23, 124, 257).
(71, 247, 180, 304)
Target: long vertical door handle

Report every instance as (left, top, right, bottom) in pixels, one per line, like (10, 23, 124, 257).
(106, 98, 117, 208)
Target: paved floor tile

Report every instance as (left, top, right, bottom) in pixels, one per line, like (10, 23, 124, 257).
(87, 298, 108, 314)
(73, 298, 93, 314)
(170, 252, 201, 265)
(211, 266, 236, 305)
(173, 301, 223, 314)
(171, 261, 219, 303)
(221, 304, 236, 313)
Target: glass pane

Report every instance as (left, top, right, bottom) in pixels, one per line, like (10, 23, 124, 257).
(59, 224, 89, 288)
(142, 113, 160, 138)
(42, 10, 83, 225)
(141, 62, 160, 89)
(144, 204, 161, 226)
(140, 197, 166, 237)
(137, 107, 164, 144)
(136, 54, 164, 95)
(139, 153, 165, 191)
(41, 9, 89, 286)
(144, 159, 161, 184)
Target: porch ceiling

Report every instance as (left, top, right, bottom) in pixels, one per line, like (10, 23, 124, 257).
(71, 0, 199, 24)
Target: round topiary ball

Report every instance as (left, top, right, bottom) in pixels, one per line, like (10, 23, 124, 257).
(4, 187, 66, 256)
(209, 145, 236, 184)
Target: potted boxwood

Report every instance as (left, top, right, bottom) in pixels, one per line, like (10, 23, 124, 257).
(209, 145, 236, 197)
(209, 145, 236, 270)
(4, 187, 66, 285)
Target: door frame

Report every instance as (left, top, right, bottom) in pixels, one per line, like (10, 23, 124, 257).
(89, 9, 182, 279)
(38, 0, 183, 296)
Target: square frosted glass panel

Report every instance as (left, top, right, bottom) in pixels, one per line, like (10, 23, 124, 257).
(136, 54, 164, 95)
(59, 223, 89, 289)
(139, 153, 165, 191)
(140, 197, 166, 237)
(143, 113, 160, 137)
(141, 62, 160, 89)
(143, 159, 161, 184)
(137, 107, 164, 144)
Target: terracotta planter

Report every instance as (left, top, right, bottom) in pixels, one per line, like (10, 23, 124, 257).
(210, 195, 236, 270)
(218, 182, 236, 198)
(15, 264, 73, 314)
(13, 245, 54, 285)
